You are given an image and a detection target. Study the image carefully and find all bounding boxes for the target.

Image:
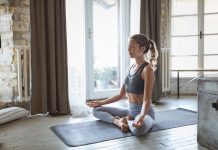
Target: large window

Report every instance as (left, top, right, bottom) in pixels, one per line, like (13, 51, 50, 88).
(86, 0, 130, 99)
(93, 0, 119, 91)
(66, 0, 130, 102)
(170, 0, 218, 77)
(204, 0, 218, 70)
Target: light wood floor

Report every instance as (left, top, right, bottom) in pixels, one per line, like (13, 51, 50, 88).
(0, 96, 209, 150)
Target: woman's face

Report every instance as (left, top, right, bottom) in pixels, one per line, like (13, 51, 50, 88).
(128, 39, 144, 58)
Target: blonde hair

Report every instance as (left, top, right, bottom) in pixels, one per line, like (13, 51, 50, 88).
(129, 34, 158, 67)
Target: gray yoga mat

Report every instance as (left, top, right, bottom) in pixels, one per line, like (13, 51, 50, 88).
(51, 108, 197, 147)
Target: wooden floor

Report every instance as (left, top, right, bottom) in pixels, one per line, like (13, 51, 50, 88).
(0, 96, 209, 150)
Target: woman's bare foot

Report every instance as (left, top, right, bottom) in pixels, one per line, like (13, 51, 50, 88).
(125, 115, 133, 120)
(112, 116, 129, 132)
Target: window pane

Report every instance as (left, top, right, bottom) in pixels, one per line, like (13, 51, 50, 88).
(205, 0, 218, 13)
(93, 0, 120, 91)
(171, 0, 197, 15)
(171, 16, 198, 36)
(204, 35, 218, 54)
(171, 36, 198, 56)
(130, 0, 140, 35)
(171, 56, 198, 77)
(204, 14, 218, 34)
(171, 56, 198, 70)
(204, 55, 218, 69)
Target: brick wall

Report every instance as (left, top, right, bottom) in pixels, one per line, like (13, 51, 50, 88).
(0, 0, 30, 108)
(161, 0, 169, 49)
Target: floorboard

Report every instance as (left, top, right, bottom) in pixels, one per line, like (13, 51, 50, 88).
(0, 96, 209, 150)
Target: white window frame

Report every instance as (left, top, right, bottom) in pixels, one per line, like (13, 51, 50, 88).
(170, 0, 218, 79)
(85, 0, 130, 99)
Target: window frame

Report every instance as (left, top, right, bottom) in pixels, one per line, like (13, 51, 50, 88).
(170, 0, 218, 79)
(85, 0, 130, 99)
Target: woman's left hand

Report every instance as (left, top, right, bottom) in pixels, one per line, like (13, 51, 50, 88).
(86, 101, 103, 107)
(132, 116, 144, 128)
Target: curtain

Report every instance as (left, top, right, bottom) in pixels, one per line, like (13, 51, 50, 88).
(30, 0, 70, 115)
(65, 0, 90, 117)
(140, 0, 162, 101)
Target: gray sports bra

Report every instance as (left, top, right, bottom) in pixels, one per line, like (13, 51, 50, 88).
(124, 62, 148, 94)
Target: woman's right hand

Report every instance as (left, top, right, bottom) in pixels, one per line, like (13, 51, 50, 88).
(86, 101, 103, 107)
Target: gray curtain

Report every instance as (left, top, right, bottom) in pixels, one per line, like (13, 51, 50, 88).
(30, 0, 70, 115)
(140, 0, 162, 101)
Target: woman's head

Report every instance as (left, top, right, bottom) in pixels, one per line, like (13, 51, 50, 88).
(129, 34, 158, 66)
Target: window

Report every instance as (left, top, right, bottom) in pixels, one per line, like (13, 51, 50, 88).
(93, 0, 120, 92)
(170, 0, 218, 77)
(66, 0, 130, 104)
(204, 0, 218, 71)
(170, 0, 198, 77)
(85, 0, 130, 99)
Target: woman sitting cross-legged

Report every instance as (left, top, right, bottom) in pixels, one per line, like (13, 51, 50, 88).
(87, 34, 158, 136)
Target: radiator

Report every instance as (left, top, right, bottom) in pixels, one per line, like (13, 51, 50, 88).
(16, 46, 31, 102)
(161, 48, 170, 92)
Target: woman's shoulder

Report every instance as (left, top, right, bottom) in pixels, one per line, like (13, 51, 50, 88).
(141, 63, 155, 76)
(144, 63, 155, 71)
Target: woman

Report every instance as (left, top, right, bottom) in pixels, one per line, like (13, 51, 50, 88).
(87, 34, 158, 136)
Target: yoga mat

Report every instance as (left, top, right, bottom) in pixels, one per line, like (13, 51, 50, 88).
(51, 108, 197, 147)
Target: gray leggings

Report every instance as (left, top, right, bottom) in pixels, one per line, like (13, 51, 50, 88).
(93, 103, 155, 136)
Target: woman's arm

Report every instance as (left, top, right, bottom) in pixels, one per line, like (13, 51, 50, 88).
(141, 65, 154, 117)
(87, 85, 126, 107)
(133, 65, 154, 127)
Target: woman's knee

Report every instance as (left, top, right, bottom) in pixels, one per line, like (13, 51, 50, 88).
(129, 117, 154, 136)
(131, 127, 149, 136)
(92, 107, 102, 116)
(128, 122, 149, 136)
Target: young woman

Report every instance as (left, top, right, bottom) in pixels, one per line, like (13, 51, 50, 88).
(87, 34, 158, 136)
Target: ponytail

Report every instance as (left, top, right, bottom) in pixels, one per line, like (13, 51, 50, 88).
(148, 40, 158, 68)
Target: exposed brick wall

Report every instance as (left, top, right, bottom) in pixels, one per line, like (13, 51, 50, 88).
(0, 0, 30, 108)
(13, 0, 30, 47)
(161, 0, 169, 49)
(0, 8, 15, 103)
